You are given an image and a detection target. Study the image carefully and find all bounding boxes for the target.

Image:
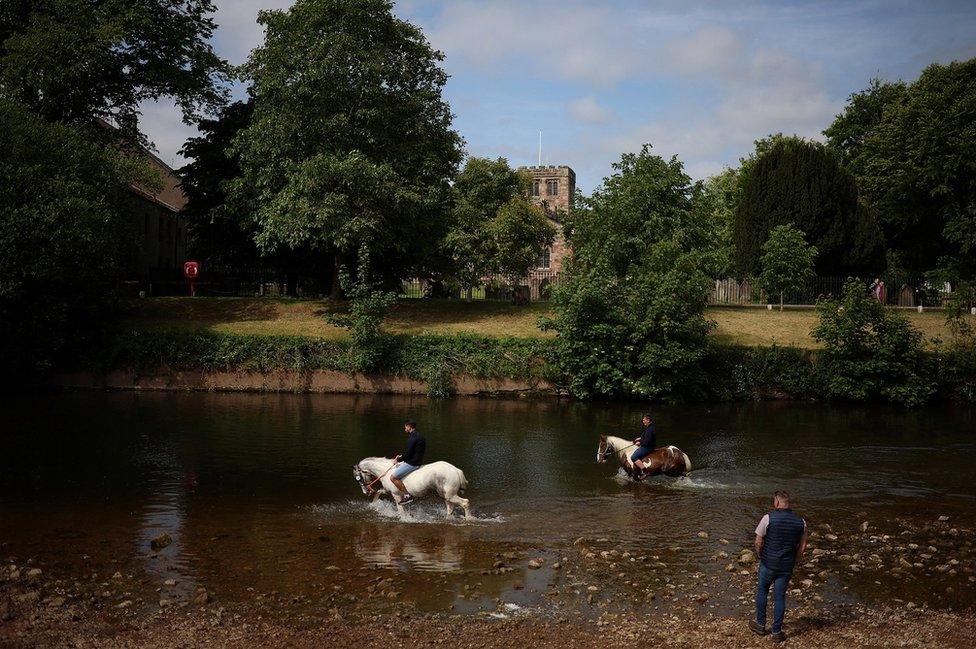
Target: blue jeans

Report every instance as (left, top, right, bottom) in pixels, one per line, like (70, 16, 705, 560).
(631, 446, 652, 462)
(756, 563, 792, 633)
(391, 462, 419, 480)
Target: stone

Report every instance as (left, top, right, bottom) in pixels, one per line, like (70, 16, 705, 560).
(528, 558, 544, 569)
(801, 579, 813, 588)
(719, 539, 729, 545)
(552, 563, 562, 570)
(825, 534, 838, 542)
(163, 579, 177, 586)
(697, 531, 709, 539)
(860, 521, 869, 532)
(26, 568, 41, 579)
(194, 590, 210, 605)
(938, 516, 950, 522)
(587, 585, 599, 592)
(150, 533, 173, 551)
(737, 550, 756, 566)
(112, 572, 123, 580)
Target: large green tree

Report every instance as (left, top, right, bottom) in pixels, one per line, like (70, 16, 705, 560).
(733, 136, 885, 277)
(227, 0, 463, 295)
(0, 0, 228, 142)
(445, 157, 554, 291)
(545, 146, 714, 399)
(178, 100, 258, 265)
(0, 100, 148, 378)
(826, 60, 976, 277)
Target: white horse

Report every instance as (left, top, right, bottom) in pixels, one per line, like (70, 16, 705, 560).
(353, 457, 471, 518)
(597, 435, 692, 479)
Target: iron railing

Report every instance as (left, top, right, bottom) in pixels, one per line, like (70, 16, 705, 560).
(708, 276, 954, 307)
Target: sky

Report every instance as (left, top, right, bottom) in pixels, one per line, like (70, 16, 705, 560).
(140, 0, 976, 193)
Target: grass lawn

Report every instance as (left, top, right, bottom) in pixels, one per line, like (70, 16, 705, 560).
(127, 298, 969, 349)
(127, 297, 553, 340)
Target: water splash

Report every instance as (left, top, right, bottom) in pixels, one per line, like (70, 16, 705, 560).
(308, 499, 505, 525)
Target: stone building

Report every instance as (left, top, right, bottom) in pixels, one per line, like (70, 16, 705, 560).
(129, 151, 188, 274)
(518, 165, 574, 299)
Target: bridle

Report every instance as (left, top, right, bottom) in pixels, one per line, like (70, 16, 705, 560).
(597, 437, 637, 463)
(353, 462, 396, 495)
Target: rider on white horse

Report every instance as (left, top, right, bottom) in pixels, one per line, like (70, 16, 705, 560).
(631, 414, 656, 476)
(389, 419, 425, 504)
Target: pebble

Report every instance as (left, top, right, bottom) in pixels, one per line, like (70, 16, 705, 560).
(528, 559, 544, 569)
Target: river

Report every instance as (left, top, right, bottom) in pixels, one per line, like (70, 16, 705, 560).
(1, 391, 973, 618)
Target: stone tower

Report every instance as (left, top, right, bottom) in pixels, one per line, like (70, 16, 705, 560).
(520, 165, 576, 216)
(516, 165, 575, 281)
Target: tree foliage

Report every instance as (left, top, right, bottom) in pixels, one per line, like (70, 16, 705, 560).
(733, 136, 885, 277)
(227, 0, 463, 291)
(445, 157, 554, 289)
(178, 100, 258, 265)
(757, 225, 817, 310)
(0, 0, 228, 143)
(826, 60, 976, 277)
(691, 167, 739, 277)
(545, 146, 714, 400)
(812, 279, 934, 406)
(0, 100, 148, 377)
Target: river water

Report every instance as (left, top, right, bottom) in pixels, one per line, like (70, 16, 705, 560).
(1, 391, 974, 616)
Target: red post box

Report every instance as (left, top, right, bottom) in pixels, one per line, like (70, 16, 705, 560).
(183, 261, 200, 297)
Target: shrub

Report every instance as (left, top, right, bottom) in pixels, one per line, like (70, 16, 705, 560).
(812, 279, 935, 406)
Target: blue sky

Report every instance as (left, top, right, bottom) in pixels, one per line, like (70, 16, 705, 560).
(140, 0, 976, 193)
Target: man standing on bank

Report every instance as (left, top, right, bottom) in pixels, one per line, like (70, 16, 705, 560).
(390, 419, 425, 504)
(750, 490, 808, 643)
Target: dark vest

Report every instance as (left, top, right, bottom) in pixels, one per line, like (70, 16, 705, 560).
(760, 508, 805, 572)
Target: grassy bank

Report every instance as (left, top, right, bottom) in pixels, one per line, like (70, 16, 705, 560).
(127, 297, 965, 349)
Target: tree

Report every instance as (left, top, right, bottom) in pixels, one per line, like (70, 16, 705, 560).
(444, 157, 554, 294)
(178, 101, 259, 265)
(0, 0, 228, 143)
(812, 279, 934, 406)
(691, 167, 739, 277)
(227, 0, 463, 296)
(733, 136, 885, 277)
(545, 145, 714, 399)
(0, 99, 149, 378)
(826, 60, 976, 277)
(757, 225, 818, 310)
(489, 197, 555, 285)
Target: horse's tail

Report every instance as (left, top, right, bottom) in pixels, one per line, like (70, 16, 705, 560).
(457, 468, 468, 493)
(682, 452, 692, 474)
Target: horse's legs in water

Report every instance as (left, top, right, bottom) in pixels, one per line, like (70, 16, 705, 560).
(444, 499, 453, 518)
(370, 491, 382, 504)
(448, 494, 471, 519)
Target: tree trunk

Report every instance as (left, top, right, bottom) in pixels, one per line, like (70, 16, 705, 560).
(330, 252, 346, 300)
(779, 291, 784, 311)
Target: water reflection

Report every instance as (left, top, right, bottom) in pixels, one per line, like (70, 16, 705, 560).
(1, 391, 974, 612)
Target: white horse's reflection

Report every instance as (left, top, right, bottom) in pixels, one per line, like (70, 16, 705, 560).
(354, 526, 464, 572)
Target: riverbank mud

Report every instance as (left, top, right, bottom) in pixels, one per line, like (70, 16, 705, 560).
(2, 515, 974, 647)
(54, 369, 557, 396)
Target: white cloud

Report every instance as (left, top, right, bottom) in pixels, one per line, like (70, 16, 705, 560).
(568, 96, 613, 124)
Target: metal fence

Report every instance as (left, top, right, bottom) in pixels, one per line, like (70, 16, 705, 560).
(400, 270, 563, 302)
(708, 276, 955, 307)
(139, 267, 326, 297)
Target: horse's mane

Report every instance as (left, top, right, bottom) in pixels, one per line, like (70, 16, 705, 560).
(358, 456, 395, 470)
(605, 435, 632, 451)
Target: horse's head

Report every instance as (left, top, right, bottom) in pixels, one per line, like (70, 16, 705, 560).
(352, 464, 373, 495)
(597, 435, 612, 463)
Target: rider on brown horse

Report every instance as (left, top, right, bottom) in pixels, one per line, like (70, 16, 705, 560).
(630, 414, 656, 477)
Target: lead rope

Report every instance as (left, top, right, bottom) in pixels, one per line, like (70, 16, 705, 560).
(364, 462, 397, 494)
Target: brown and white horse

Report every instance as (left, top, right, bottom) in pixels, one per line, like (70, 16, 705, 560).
(597, 435, 692, 480)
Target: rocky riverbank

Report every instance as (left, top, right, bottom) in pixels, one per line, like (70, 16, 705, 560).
(2, 514, 974, 647)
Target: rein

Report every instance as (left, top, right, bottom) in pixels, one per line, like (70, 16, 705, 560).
(363, 462, 397, 493)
